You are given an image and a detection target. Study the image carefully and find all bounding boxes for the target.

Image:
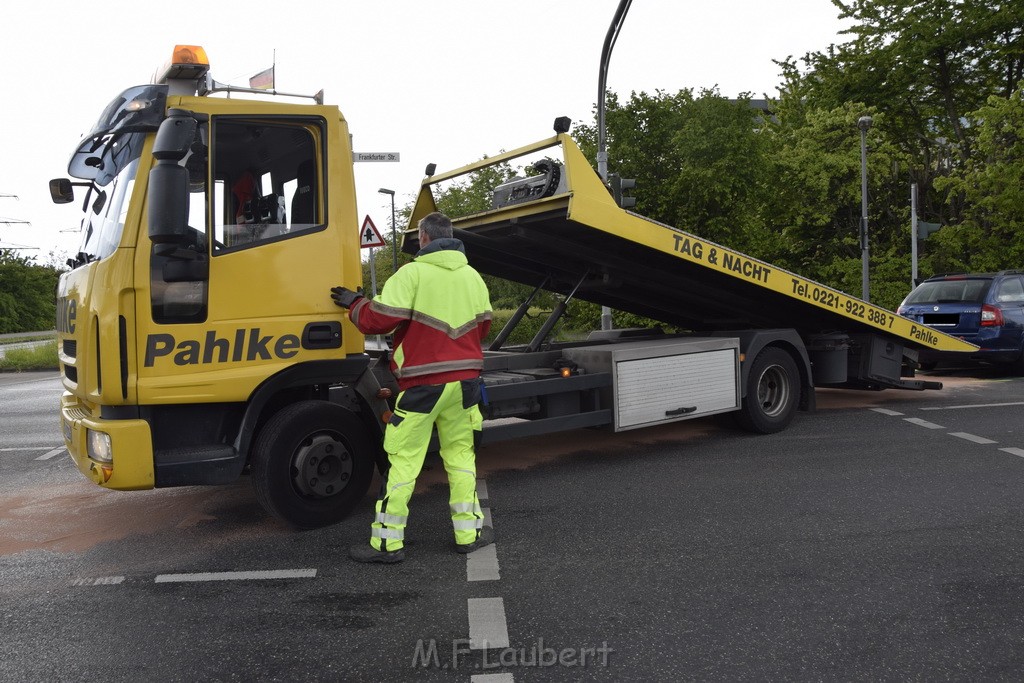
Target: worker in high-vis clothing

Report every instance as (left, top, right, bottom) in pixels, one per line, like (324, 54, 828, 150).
(331, 211, 494, 564)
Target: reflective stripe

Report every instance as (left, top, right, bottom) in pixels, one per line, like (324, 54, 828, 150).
(375, 513, 408, 525)
(396, 358, 484, 379)
(450, 468, 475, 477)
(371, 527, 404, 540)
(450, 503, 482, 515)
(453, 518, 484, 531)
(386, 480, 414, 495)
(409, 309, 493, 339)
(367, 300, 414, 321)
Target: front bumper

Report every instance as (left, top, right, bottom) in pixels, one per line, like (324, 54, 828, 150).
(61, 392, 155, 490)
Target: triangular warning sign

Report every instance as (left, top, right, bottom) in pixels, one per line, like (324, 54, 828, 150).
(360, 215, 386, 249)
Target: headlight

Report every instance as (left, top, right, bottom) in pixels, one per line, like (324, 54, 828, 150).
(87, 429, 113, 463)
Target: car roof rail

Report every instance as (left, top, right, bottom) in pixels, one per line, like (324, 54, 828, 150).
(925, 272, 993, 280)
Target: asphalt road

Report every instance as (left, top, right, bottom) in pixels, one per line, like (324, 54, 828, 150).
(2, 368, 1024, 681)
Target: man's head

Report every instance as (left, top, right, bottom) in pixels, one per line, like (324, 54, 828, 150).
(418, 212, 453, 248)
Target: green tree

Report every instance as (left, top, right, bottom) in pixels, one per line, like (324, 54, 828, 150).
(0, 251, 61, 333)
(760, 100, 916, 306)
(784, 0, 1024, 225)
(575, 89, 777, 254)
(932, 87, 1024, 272)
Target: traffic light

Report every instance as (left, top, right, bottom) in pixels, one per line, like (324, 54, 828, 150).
(608, 173, 637, 208)
(917, 221, 942, 240)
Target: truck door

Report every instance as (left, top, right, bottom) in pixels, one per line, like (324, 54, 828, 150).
(138, 114, 356, 404)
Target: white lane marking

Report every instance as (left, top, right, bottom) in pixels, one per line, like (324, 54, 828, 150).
(0, 447, 58, 452)
(904, 418, 945, 429)
(472, 674, 515, 683)
(0, 374, 61, 386)
(467, 543, 500, 582)
(154, 569, 316, 583)
(1000, 448, 1024, 458)
(72, 576, 125, 586)
(483, 507, 492, 529)
(35, 447, 66, 460)
(468, 597, 510, 650)
(871, 408, 904, 416)
(922, 401, 1024, 411)
(949, 432, 998, 445)
(477, 479, 489, 501)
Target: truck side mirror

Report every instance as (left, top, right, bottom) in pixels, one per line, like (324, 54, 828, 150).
(49, 178, 75, 204)
(148, 111, 198, 245)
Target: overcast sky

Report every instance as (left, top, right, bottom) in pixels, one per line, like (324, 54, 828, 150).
(0, 0, 850, 259)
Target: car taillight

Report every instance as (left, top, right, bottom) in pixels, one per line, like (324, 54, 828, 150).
(981, 304, 1004, 327)
(896, 306, 907, 316)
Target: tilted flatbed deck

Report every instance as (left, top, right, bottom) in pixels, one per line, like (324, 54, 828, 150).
(406, 133, 974, 356)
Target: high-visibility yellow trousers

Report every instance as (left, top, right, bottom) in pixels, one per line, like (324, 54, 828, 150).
(371, 379, 484, 552)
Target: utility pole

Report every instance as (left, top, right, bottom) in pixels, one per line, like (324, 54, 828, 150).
(857, 116, 872, 302)
(1, 194, 31, 247)
(910, 183, 918, 287)
(1, 194, 34, 250)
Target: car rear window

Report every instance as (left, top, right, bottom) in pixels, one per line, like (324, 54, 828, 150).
(904, 278, 991, 304)
(995, 277, 1024, 303)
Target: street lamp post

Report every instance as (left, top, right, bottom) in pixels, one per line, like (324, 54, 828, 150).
(596, 0, 634, 330)
(858, 115, 872, 302)
(378, 188, 397, 273)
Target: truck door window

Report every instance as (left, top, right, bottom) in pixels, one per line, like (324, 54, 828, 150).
(210, 118, 324, 252)
(150, 123, 210, 325)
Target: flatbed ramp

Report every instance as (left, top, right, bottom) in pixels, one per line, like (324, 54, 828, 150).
(407, 133, 974, 356)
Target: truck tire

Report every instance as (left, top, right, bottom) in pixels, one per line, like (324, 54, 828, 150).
(251, 401, 374, 529)
(735, 347, 799, 434)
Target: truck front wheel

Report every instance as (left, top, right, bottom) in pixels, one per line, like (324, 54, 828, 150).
(251, 401, 375, 529)
(735, 347, 799, 434)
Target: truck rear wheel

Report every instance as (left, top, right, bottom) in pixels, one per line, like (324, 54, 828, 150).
(735, 347, 799, 434)
(251, 401, 374, 529)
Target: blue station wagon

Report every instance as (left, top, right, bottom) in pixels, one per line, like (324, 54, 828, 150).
(897, 271, 1024, 372)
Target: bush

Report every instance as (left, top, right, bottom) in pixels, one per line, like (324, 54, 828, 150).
(0, 251, 61, 334)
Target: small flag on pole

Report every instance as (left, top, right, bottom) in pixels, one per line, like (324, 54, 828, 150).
(249, 66, 274, 90)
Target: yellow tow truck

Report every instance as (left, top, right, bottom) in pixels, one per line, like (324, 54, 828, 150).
(51, 46, 975, 528)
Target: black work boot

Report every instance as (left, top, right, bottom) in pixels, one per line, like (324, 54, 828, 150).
(455, 526, 495, 554)
(349, 543, 405, 564)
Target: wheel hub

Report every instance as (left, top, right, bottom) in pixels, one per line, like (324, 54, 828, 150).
(292, 434, 353, 498)
(757, 364, 791, 417)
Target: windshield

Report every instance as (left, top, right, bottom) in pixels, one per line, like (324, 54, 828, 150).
(75, 140, 143, 263)
(904, 278, 991, 305)
(68, 85, 166, 181)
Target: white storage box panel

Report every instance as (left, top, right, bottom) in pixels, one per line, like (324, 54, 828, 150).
(563, 337, 740, 431)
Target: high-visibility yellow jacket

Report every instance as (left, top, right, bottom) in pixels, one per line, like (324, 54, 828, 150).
(349, 238, 492, 390)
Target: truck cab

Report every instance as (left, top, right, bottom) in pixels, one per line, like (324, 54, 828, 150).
(54, 46, 381, 527)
